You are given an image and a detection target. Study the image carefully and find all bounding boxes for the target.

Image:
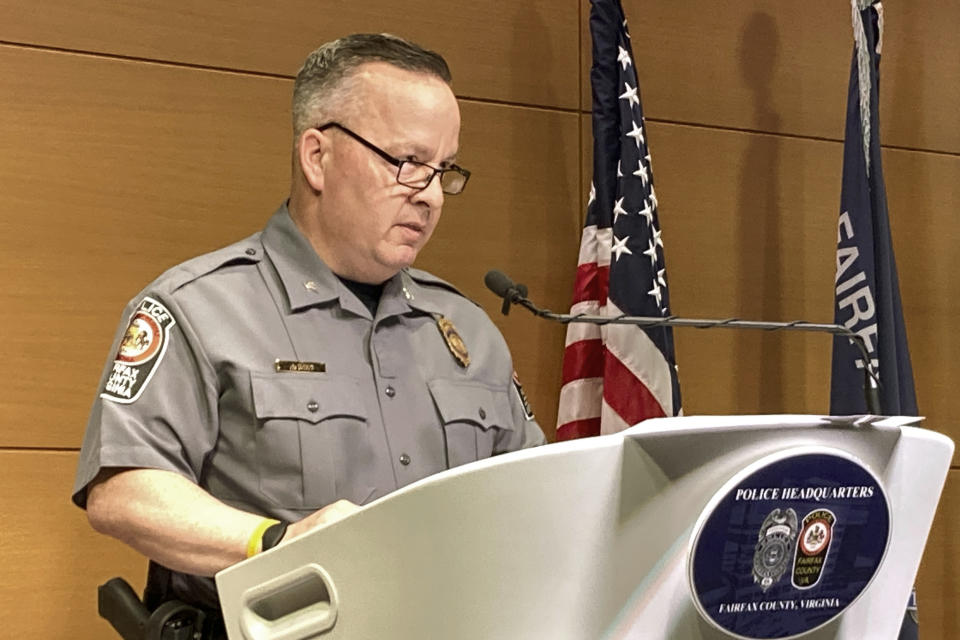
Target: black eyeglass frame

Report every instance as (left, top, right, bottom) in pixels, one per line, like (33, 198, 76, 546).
(316, 122, 471, 195)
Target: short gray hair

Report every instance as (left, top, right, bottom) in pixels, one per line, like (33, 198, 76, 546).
(292, 33, 452, 138)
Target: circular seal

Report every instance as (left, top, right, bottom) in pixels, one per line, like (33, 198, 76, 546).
(117, 311, 163, 365)
(800, 520, 832, 556)
(689, 448, 890, 640)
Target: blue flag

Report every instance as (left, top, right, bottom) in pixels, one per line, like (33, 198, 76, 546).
(830, 1, 917, 417)
(830, 3, 918, 638)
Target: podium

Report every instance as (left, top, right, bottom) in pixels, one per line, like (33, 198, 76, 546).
(216, 415, 952, 639)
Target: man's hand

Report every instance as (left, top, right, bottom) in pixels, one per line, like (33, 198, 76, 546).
(283, 499, 362, 543)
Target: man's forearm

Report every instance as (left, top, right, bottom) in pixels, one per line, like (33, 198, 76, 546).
(86, 468, 269, 577)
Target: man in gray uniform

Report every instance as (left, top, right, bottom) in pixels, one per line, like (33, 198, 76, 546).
(73, 33, 544, 628)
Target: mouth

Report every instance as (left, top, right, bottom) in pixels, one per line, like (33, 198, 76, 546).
(396, 221, 425, 236)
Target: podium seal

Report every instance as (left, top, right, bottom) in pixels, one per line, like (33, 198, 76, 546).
(689, 448, 890, 639)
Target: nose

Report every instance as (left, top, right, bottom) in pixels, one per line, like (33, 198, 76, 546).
(411, 172, 445, 211)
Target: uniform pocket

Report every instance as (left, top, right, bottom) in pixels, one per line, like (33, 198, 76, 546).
(427, 379, 514, 468)
(251, 372, 370, 509)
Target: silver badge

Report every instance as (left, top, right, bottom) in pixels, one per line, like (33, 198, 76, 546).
(752, 508, 798, 592)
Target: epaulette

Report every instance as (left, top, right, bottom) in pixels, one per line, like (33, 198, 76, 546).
(156, 233, 263, 295)
(404, 267, 466, 295)
(404, 267, 481, 308)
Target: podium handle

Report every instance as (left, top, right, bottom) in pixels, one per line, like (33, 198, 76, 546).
(238, 563, 338, 640)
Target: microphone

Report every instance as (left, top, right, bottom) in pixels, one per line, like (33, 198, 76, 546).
(484, 270, 528, 315)
(483, 268, 882, 414)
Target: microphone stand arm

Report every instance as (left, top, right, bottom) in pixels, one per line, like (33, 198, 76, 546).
(509, 297, 882, 415)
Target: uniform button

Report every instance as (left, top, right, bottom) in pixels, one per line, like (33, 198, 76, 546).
(307, 400, 319, 413)
(245, 248, 257, 256)
(399, 453, 411, 466)
(478, 407, 486, 420)
(385, 385, 396, 398)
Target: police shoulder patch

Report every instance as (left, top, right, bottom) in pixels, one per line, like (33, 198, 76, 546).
(512, 371, 535, 421)
(101, 296, 176, 403)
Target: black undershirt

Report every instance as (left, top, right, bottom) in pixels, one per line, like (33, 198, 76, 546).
(335, 275, 385, 316)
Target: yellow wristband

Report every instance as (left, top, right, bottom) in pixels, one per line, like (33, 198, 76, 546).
(246, 518, 280, 558)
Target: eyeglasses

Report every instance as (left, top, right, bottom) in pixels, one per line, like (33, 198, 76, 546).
(316, 122, 471, 195)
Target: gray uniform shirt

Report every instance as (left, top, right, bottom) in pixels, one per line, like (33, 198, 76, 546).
(73, 204, 544, 607)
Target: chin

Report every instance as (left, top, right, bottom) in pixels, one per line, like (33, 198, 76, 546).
(378, 247, 420, 273)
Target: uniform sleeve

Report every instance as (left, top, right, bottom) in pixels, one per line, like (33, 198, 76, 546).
(72, 293, 219, 508)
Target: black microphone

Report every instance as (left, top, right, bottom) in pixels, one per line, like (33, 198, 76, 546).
(484, 270, 528, 315)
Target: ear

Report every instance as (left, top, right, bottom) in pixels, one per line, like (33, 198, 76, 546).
(297, 128, 326, 193)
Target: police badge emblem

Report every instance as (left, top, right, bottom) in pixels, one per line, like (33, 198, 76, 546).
(435, 315, 470, 368)
(752, 508, 799, 592)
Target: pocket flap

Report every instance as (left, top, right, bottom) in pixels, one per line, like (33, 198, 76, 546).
(251, 372, 366, 424)
(427, 379, 514, 432)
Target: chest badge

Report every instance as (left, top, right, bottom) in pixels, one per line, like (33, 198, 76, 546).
(435, 315, 470, 368)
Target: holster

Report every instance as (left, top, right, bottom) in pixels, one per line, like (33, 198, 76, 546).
(98, 562, 216, 640)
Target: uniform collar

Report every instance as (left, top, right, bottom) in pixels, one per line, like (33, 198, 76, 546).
(261, 203, 342, 311)
(261, 203, 445, 319)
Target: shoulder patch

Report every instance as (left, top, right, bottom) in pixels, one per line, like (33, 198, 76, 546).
(101, 297, 176, 403)
(512, 371, 535, 421)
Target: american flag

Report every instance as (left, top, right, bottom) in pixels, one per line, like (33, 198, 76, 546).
(556, 0, 681, 441)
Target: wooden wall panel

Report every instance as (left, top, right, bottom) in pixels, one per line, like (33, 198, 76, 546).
(916, 471, 960, 637)
(884, 150, 960, 440)
(0, 44, 291, 449)
(0, 450, 145, 639)
(0, 0, 580, 110)
(418, 103, 582, 442)
(580, 0, 960, 154)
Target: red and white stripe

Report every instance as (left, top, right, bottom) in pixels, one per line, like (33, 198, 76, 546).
(556, 225, 675, 440)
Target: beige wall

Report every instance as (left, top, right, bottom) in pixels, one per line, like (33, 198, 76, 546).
(1, 1, 956, 636)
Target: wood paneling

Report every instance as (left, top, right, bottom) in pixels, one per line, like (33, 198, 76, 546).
(0, 0, 580, 110)
(884, 150, 960, 442)
(580, 0, 960, 155)
(0, 450, 145, 639)
(653, 121, 838, 414)
(419, 103, 582, 442)
(0, 44, 291, 449)
(917, 470, 960, 637)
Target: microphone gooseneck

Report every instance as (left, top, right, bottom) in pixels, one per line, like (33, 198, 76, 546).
(483, 267, 882, 415)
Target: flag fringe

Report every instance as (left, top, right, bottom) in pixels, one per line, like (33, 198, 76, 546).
(851, 0, 874, 177)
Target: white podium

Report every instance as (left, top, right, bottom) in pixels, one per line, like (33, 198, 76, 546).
(216, 415, 952, 640)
